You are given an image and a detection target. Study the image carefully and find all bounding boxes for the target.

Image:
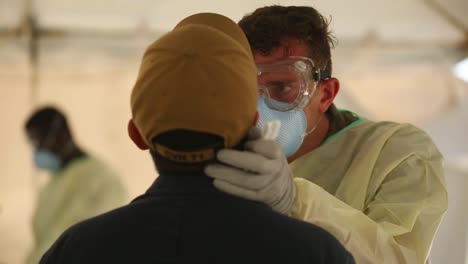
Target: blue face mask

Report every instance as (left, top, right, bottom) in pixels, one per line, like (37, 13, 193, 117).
(256, 97, 308, 157)
(34, 150, 62, 172)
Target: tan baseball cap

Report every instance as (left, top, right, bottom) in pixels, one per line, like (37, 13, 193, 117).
(130, 13, 258, 163)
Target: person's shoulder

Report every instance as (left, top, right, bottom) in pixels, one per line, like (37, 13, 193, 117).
(60, 203, 126, 234)
(272, 212, 338, 241)
(366, 119, 428, 135)
(279, 214, 355, 262)
(61, 155, 96, 177)
(365, 120, 441, 160)
(66, 154, 123, 184)
(359, 119, 429, 138)
(251, 208, 353, 261)
(223, 198, 340, 244)
(40, 227, 72, 263)
(351, 118, 408, 135)
(41, 204, 134, 263)
(40, 219, 95, 263)
(73, 155, 109, 171)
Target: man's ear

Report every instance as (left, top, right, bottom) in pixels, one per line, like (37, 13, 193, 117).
(319, 78, 340, 113)
(128, 119, 149, 150)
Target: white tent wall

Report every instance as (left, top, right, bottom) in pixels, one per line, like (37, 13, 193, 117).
(0, 0, 467, 263)
(0, 0, 22, 30)
(333, 44, 466, 123)
(428, 165, 468, 264)
(0, 37, 35, 263)
(31, 0, 467, 43)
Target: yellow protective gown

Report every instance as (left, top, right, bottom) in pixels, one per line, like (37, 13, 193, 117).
(290, 118, 447, 264)
(26, 155, 127, 264)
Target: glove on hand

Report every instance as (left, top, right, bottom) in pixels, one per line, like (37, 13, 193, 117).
(205, 127, 296, 214)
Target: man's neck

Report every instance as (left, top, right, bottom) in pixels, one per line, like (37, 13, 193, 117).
(61, 145, 85, 168)
(287, 114, 330, 163)
(286, 106, 359, 163)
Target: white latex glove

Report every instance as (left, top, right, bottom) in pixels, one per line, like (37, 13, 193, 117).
(205, 127, 296, 214)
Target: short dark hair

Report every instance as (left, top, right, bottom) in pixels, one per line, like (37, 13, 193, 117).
(150, 130, 225, 175)
(24, 106, 71, 143)
(239, 5, 336, 78)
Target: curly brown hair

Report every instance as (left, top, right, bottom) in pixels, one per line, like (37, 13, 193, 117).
(239, 5, 336, 78)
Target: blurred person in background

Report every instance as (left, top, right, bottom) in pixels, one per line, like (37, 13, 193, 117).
(24, 106, 127, 264)
(39, 13, 354, 264)
(204, 5, 448, 264)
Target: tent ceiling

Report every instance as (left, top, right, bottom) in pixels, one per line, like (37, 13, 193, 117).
(1, 0, 467, 44)
(0, 0, 23, 29)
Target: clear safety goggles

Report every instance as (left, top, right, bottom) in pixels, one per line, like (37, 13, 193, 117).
(257, 56, 325, 112)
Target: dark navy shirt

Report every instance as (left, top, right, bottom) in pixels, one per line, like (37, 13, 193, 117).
(41, 173, 354, 264)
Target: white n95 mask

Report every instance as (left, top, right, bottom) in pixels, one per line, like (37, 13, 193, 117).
(256, 97, 307, 157)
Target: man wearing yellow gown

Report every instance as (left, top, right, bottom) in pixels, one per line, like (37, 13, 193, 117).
(24, 106, 127, 264)
(205, 5, 448, 263)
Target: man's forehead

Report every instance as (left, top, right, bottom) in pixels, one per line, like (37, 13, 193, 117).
(253, 38, 309, 64)
(26, 129, 42, 147)
(27, 126, 50, 141)
(27, 127, 41, 138)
